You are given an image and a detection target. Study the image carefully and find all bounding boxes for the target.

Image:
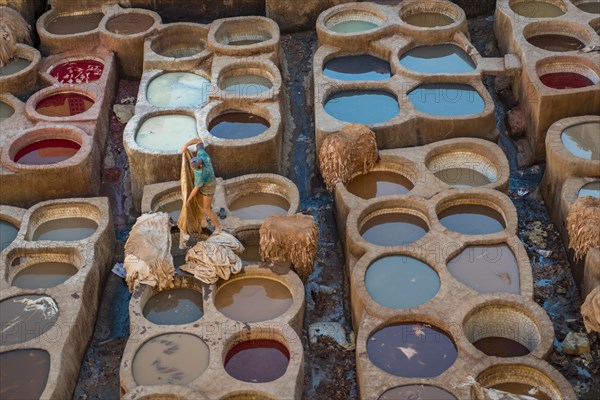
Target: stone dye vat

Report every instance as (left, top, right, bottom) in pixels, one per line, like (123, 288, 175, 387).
(0, 198, 115, 398)
(120, 266, 305, 399)
(0, 44, 41, 96)
(495, 1, 600, 162)
(145, 72, 210, 108)
(314, 1, 518, 152)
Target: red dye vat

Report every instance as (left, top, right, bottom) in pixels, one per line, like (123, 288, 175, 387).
(539, 72, 595, 89)
(50, 59, 104, 84)
(14, 139, 80, 165)
(224, 339, 290, 383)
(35, 93, 94, 117)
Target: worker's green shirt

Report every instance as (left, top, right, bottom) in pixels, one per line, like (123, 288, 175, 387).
(193, 149, 215, 187)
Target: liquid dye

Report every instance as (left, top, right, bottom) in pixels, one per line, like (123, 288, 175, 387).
(0, 101, 14, 123)
(438, 204, 506, 235)
(325, 90, 399, 124)
(12, 262, 78, 289)
(50, 59, 104, 84)
(329, 20, 379, 33)
(360, 213, 429, 246)
(146, 72, 210, 108)
(561, 122, 600, 160)
(472, 336, 531, 357)
(367, 323, 457, 377)
(403, 13, 454, 27)
(132, 333, 209, 385)
(578, 182, 600, 198)
(400, 44, 476, 74)
(13, 139, 80, 165)
(577, 2, 600, 14)
(434, 167, 492, 188)
(225, 339, 290, 383)
(527, 34, 585, 51)
(215, 278, 293, 322)
(323, 55, 391, 81)
(446, 244, 520, 294)
(0, 295, 58, 346)
(0, 221, 18, 252)
(408, 84, 485, 116)
(0, 350, 50, 400)
(510, 2, 565, 18)
(32, 218, 98, 241)
(229, 193, 289, 220)
(106, 13, 154, 35)
(136, 115, 198, 151)
(379, 385, 457, 400)
(539, 72, 595, 89)
(209, 112, 270, 139)
(347, 170, 413, 199)
(365, 256, 440, 309)
(46, 13, 104, 35)
(143, 289, 204, 325)
(220, 75, 273, 96)
(227, 38, 265, 46)
(0, 58, 30, 77)
(35, 93, 94, 117)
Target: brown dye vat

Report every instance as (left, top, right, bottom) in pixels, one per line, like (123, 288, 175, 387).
(132, 333, 209, 386)
(472, 337, 531, 357)
(446, 245, 520, 294)
(434, 168, 491, 188)
(367, 323, 457, 378)
(0, 58, 30, 77)
(360, 213, 429, 246)
(229, 193, 290, 220)
(224, 339, 290, 383)
(12, 262, 78, 289)
(215, 278, 293, 323)
(208, 112, 270, 140)
(527, 34, 585, 51)
(46, 13, 104, 35)
(142, 289, 204, 325)
(403, 13, 454, 27)
(490, 383, 552, 400)
(438, 204, 506, 235)
(0, 349, 50, 400)
(35, 93, 94, 117)
(379, 385, 457, 400)
(510, 2, 565, 18)
(578, 3, 600, 14)
(0, 295, 58, 346)
(32, 218, 98, 241)
(106, 13, 154, 35)
(347, 171, 413, 199)
(561, 122, 600, 160)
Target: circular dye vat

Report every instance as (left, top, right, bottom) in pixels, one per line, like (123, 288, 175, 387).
(136, 115, 198, 151)
(13, 139, 80, 165)
(434, 167, 492, 188)
(50, 59, 104, 84)
(220, 75, 273, 96)
(400, 44, 476, 74)
(0, 58, 30, 77)
(323, 55, 392, 81)
(0, 101, 14, 123)
(527, 34, 585, 52)
(510, 1, 565, 18)
(0, 220, 18, 252)
(561, 122, 600, 160)
(438, 204, 506, 235)
(106, 13, 154, 35)
(539, 72, 595, 89)
(32, 217, 98, 241)
(360, 213, 429, 246)
(579, 182, 600, 198)
(146, 72, 210, 108)
(215, 277, 293, 322)
(473, 336, 531, 357)
(159, 199, 183, 222)
(577, 2, 600, 14)
(0, 349, 50, 400)
(365, 256, 440, 309)
(12, 262, 78, 289)
(447, 244, 520, 294)
(133, 333, 209, 386)
(367, 323, 458, 378)
(229, 193, 290, 220)
(143, 288, 203, 325)
(408, 84, 485, 116)
(347, 170, 413, 199)
(209, 112, 270, 140)
(379, 385, 457, 400)
(403, 13, 454, 27)
(241, 243, 261, 263)
(489, 383, 552, 400)
(329, 20, 380, 33)
(35, 92, 94, 117)
(0, 295, 58, 346)
(46, 13, 104, 35)
(225, 339, 290, 383)
(325, 90, 399, 124)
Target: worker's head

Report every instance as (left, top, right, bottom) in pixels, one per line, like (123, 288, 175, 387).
(190, 156, 204, 170)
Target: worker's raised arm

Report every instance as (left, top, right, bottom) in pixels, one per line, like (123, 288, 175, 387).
(181, 138, 202, 153)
